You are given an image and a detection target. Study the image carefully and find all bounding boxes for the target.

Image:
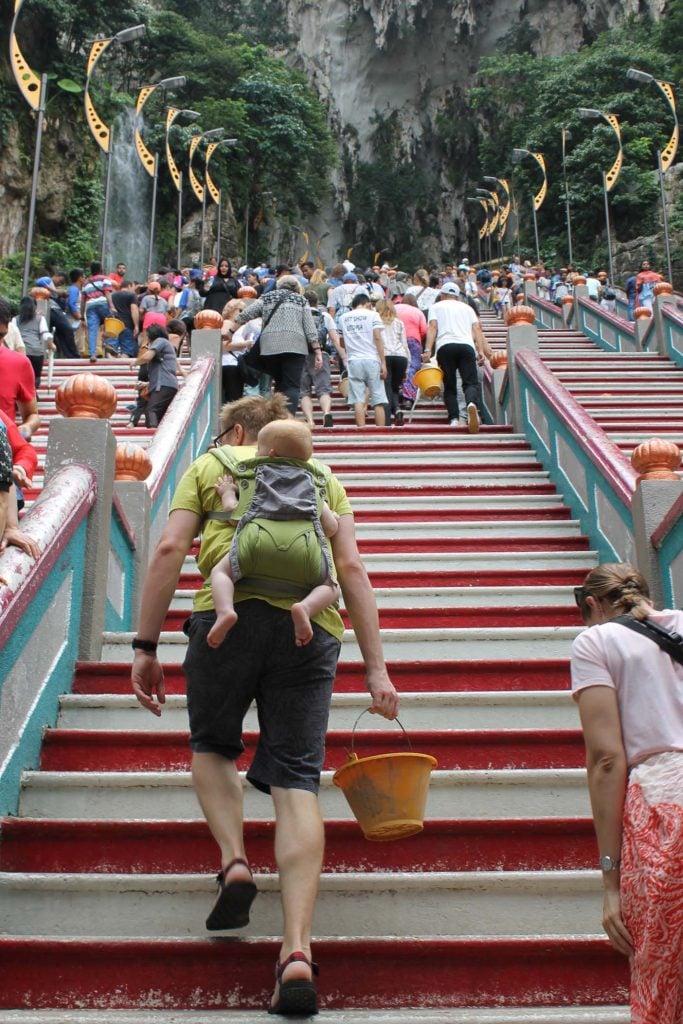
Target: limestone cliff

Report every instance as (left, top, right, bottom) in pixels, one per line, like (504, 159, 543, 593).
(279, 0, 668, 261)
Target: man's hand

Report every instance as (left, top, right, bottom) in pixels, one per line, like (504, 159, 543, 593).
(366, 666, 399, 720)
(0, 526, 40, 558)
(421, 351, 432, 362)
(12, 466, 30, 489)
(380, 362, 388, 380)
(131, 652, 166, 717)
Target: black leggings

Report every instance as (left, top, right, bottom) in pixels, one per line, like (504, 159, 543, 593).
(259, 353, 306, 414)
(221, 364, 244, 404)
(436, 343, 479, 422)
(384, 355, 408, 416)
(27, 354, 44, 388)
(146, 386, 178, 428)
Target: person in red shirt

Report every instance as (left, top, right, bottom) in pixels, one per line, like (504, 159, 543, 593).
(0, 409, 37, 487)
(109, 262, 127, 289)
(0, 301, 41, 439)
(635, 260, 663, 310)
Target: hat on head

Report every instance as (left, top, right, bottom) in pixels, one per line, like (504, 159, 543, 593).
(441, 282, 461, 296)
(189, 269, 203, 280)
(35, 276, 53, 288)
(147, 281, 161, 293)
(342, 273, 358, 283)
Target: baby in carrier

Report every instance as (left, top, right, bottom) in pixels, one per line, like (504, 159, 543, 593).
(207, 419, 341, 649)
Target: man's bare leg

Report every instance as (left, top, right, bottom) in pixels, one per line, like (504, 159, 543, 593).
(270, 787, 325, 1002)
(353, 401, 365, 427)
(191, 753, 250, 875)
(300, 394, 315, 427)
(373, 403, 386, 426)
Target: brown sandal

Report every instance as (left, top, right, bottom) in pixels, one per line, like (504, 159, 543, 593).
(205, 857, 257, 931)
(268, 950, 319, 1016)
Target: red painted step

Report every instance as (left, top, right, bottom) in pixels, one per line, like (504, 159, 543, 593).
(0, 817, 597, 874)
(344, 483, 559, 496)
(352, 506, 571, 522)
(40, 728, 585, 772)
(73, 659, 572, 694)
(0, 936, 628, 1010)
(161, 604, 582, 632)
(325, 460, 542, 473)
(356, 536, 588, 553)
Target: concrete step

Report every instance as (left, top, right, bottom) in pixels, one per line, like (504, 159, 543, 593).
(347, 520, 584, 540)
(18, 768, 591, 820)
(102, 625, 582, 663)
(0, 869, 605, 939)
(0, 1007, 631, 1024)
(170, 584, 578, 611)
(57, 690, 576, 732)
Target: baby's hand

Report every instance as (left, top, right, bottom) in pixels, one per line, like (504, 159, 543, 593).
(215, 474, 239, 513)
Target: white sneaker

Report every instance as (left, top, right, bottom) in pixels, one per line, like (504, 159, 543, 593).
(449, 418, 460, 426)
(466, 402, 480, 434)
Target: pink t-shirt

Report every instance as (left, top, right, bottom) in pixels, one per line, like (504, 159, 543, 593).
(571, 609, 683, 767)
(395, 304, 427, 342)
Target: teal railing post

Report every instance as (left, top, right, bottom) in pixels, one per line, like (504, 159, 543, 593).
(43, 418, 116, 661)
(632, 475, 683, 607)
(506, 308, 540, 431)
(190, 327, 222, 434)
(652, 282, 676, 357)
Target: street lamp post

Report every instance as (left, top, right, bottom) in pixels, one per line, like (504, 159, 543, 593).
(476, 189, 500, 263)
(204, 138, 237, 265)
(84, 24, 146, 266)
(578, 108, 623, 283)
(134, 76, 187, 277)
(165, 107, 200, 268)
(483, 176, 511, 260)
(511, 148, 548, 265)
(185, 128, 224, 268)
(467, 197, 490, 264)
(627, 68, 679, 284)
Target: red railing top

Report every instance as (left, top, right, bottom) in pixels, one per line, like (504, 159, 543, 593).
(527, 293, 564, 317)
(145, 355, 215, 503)
(662, 302, 683, 327)
(577, 295, 635, 337)
(0, 464, 97, 636)
(515, 349, 638, 507)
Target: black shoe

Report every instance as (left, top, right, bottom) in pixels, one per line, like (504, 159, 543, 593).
(394, 411, 404, 426)
(323, 413, 334, 428)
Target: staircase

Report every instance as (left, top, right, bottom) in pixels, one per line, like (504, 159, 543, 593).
(0, 349, 632, 1021)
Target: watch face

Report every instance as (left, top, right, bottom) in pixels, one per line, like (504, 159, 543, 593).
(600, 855, 617, 871)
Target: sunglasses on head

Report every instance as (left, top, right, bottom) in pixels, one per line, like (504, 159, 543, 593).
(573, 587, 585, 608)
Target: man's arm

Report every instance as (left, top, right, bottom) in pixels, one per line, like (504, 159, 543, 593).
(131, 508, 201, 716)
(331, 513, 399, 720)
(473, 321, 492, 361)
(131, 302, 140, 335)
(0, 486, 40, 557)
(17, 398, 40, 439)
(422, 320, 437, 360)
(135, 347, 156, 365)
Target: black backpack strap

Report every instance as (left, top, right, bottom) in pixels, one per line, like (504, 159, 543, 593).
(613, 615, 683, 666)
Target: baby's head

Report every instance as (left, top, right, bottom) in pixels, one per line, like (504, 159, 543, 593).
(256, 419, 313, 462)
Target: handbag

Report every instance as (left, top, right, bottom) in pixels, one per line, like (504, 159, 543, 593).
(614, 614, 683, 666)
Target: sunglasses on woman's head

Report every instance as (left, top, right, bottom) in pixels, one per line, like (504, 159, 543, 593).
(574, 587, 585, 607)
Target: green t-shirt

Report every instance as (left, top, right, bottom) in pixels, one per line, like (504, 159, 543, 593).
(170, 445, 352, 641)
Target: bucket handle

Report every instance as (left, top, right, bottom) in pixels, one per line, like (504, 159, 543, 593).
(349, 708, 412, 756)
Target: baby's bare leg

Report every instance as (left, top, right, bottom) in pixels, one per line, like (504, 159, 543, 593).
(291, 582, 341, 647)
(320, 502, 339, 538)
(207, 554, 239, 647)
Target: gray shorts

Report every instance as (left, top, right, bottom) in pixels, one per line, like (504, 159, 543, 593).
(299, 351, 332, 397)
(182, 600, 340, 794)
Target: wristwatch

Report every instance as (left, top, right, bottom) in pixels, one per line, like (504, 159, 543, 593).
(599, 854, 620, 872)
(132, 638, 158, 654)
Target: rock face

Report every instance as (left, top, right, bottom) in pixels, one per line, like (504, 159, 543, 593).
(280, 0, 668, 262)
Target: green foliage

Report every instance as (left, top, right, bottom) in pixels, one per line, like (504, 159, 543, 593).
(465, 14, 682, 268)
(38, 170, 104, 271)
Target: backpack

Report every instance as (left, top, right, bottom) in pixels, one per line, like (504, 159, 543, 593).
(204, 448, 337, 597)
(311, 307, 336, 356)
(333, 284, 362, 331)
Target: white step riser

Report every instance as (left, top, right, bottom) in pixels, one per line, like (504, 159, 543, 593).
(18, 769, 591, 820)
(57, 690, 577, 732)
(172, 585, 577, 610)
(338, 522, 582, 540)
(182, 550, 595, 573)
(102, 626, 582, 664)
(0, 870, 604, 939)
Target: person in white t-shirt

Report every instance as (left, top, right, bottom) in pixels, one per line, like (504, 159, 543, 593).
(421, 283, 485, 433)
(339, 293, 387, 427)
(571, 563, 683, 1024)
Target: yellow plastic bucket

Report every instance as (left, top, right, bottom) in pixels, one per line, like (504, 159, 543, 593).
(103, 317, 125, 338)
(332, 711, 437, 842)
(413, 365, 444, 398)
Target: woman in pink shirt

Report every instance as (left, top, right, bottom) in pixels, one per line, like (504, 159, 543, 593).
(571, 563, 683, 1024)
(395, 295, 427, 403)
